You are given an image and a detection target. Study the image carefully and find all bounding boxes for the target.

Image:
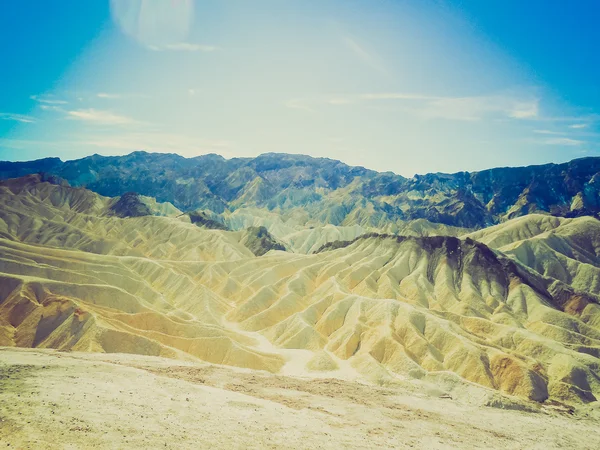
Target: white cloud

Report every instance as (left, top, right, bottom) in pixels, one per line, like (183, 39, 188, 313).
(360, 93, 433, 101)
(356, 94, 599, 125)
(535, 114, 600, 124)
(147, 43, 218, 52)
(96, 92, 150, 100)
(67, 109, 137, 125)
(285, 99, 316, 113)
(533, 129, 564, 135)
(40, 104, 62, 112)
(308, 92, 540, 121)
(30, 95, 68, 105)
(542, 137, 585, 146)
(416, 95, 538, 121)
(0, 113, 36, 123)
(97, 93, 121, 99)
(328, 98, 354, 105)
(508, 101, 539, 119)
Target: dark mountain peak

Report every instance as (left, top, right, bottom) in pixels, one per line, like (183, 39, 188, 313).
(39, 172, 70, 187)
(241, 226, 286, 256)
(109, 192, 152, 218)
(187, 210, 228, 230)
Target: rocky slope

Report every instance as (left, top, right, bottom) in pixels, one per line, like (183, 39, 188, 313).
(1, 152, 600, 228)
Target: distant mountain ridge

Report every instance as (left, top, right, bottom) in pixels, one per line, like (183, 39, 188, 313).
(1, 151, 599, 228)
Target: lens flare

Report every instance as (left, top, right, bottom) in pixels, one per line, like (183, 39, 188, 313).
(110, 0, 194, 47)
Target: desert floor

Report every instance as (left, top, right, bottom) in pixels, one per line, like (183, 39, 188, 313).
(1, 347, 599, 449)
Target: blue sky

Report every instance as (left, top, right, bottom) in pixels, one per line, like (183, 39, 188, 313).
(1, 0, 599, 176)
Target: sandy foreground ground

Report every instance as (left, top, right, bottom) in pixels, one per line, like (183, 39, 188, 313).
(1, 347, 599, 450)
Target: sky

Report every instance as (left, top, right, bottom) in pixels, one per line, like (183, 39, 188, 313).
(1, 0, 599, 176)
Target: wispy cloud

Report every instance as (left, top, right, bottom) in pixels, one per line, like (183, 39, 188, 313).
(39, 104, 63, 112)
(533, 114, 600, 124)
(30, 95, 68, 105)
(0, 113, 36, 123)
(285, 99, 316, 113)
(288, 91, 539, 121)
(360, 93, 433, 101)
(542, 137, 585, 146)
(533, 129, 564, 135)
(66, 109, 137, 125)
(96, 92, 150, 100)
(415, 95, 539, 121)
(97, 93, 121, 99)
(328, 98, 354, 105)
(342, 36, 388, 76)
(147, 43, 218, 52)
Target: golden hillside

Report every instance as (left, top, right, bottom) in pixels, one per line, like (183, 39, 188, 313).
(1, 175, 599, 405)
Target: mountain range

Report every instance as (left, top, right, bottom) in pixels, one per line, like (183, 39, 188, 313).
(2, 152, 600, 230)
(0, 153, 599, 408)
(0, 174, 600, 405)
